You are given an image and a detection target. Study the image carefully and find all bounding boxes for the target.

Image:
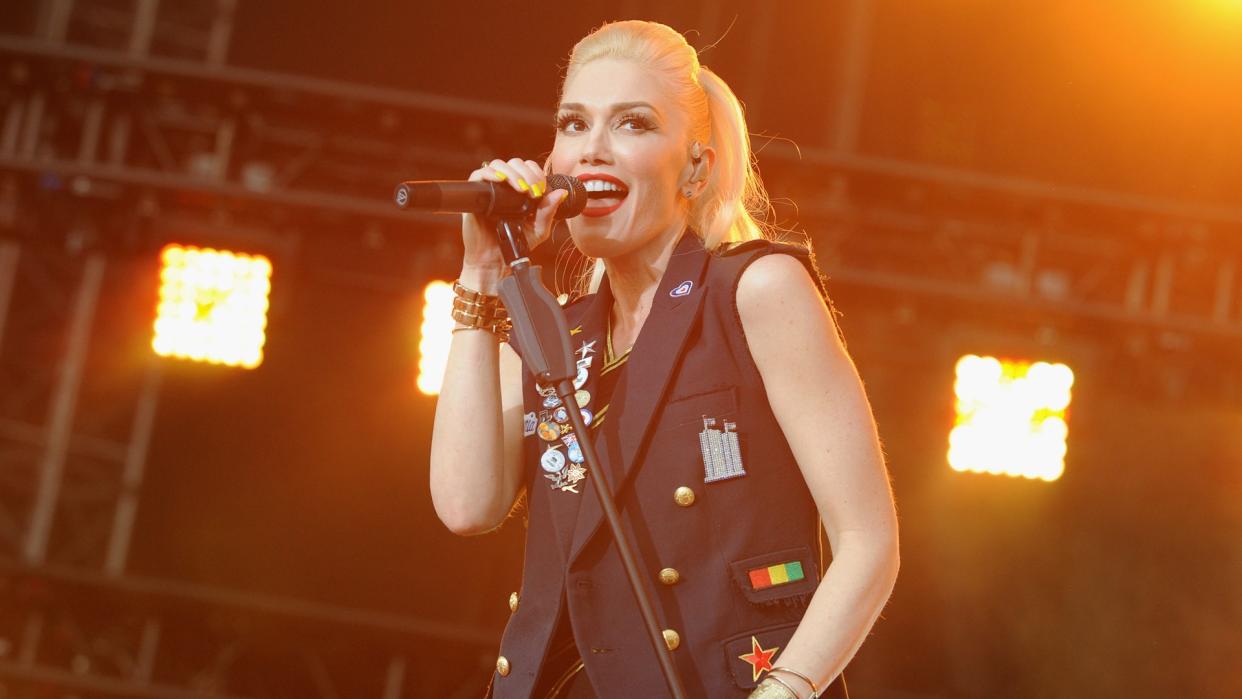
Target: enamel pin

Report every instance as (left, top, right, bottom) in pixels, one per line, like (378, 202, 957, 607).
(670, 280, 693, 298)
(523, 412, 537, 437)
(540, 337, 596, 494)
(699, 417, 746, 482)
(537, 421, 561, 442)
(540, 447, 566, 473)
(737, 636, 779, 682)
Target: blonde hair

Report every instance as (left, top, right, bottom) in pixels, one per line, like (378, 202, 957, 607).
(560, 20, 773, 264)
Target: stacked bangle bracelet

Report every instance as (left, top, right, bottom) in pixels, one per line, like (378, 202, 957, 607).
(770, 666, 820, 698)
(450, 280, 511, 342)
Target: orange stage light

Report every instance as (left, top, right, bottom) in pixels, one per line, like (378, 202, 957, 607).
(417, 280, 454, 395)
(152, 244, 272, 369)
(948, 355, 1074, 481)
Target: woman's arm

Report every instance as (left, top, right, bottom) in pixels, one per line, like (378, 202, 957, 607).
(428, 272, 527, 535)
(737, 253, 900, 696)
(429, 156, 561, 536)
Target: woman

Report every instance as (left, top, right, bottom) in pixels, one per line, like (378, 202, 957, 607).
(430, 20, 898, 699)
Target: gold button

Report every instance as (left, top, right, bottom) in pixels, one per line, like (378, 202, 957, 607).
(496, 656, 510, 676)
(509, 591, 519, 612)
(658, 568, 681, 586)
(662, 628, 681, 651)
(673, 486, 696, 507)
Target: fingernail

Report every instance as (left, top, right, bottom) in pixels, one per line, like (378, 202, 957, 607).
(534, 182, 545, 197)
(493, 169, 507, 181)
(517, 179, 530, 193)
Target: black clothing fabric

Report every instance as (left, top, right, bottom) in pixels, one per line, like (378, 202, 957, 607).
(488, 234, 850, 698)
(530, 347, 630, 698)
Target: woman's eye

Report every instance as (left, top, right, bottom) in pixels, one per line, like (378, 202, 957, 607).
(556, 115, 586, 133)
(619, 115, 653, 131)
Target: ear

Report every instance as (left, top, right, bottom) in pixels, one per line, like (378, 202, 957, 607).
(685, 145, 716, 195)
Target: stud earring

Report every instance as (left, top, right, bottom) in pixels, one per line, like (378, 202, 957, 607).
(683, 187, 695, 198)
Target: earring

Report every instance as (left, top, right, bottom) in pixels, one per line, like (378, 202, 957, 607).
(683, 187, 695, 198)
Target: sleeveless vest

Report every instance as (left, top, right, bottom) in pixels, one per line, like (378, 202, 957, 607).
(490, 233, 850, 698)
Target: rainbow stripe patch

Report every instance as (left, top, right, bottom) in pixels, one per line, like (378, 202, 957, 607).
(747, 561, 805, 590)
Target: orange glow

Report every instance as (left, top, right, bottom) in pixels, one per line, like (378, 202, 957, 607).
(417, 280, 454, 395)
(948, 355, 1074, 482)
(152, 244, 272, 369)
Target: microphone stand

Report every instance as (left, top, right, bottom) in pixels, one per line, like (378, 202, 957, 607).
(493, 217, 688, 699)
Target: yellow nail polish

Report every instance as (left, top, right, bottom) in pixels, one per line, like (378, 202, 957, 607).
(534, 182, 545, 197)
(493, 170, 507, 181)
(517, 179, 529, 192)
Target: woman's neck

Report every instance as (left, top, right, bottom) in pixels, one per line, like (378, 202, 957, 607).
(603, 219, 686, 322)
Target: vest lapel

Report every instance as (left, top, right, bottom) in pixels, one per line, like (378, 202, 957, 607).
(546, 281, 611, 564)
(568, 233, 711, 565)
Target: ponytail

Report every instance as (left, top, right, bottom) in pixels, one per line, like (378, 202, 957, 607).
(691, 67, 771, 249)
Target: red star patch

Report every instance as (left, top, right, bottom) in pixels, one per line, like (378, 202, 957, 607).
(737, 635, 780, 682)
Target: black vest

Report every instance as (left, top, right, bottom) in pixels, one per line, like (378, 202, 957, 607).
(492, 234, 849, 698)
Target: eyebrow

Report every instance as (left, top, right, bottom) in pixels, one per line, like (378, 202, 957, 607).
(557, 101, 660, 116)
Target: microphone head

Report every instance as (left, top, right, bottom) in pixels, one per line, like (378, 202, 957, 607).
(547, 174, 587, 219)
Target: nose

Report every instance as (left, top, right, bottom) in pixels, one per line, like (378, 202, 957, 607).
(580, 125, 613, 165)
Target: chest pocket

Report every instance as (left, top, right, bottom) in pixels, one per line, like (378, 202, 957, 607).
(651, 386, 743, 485)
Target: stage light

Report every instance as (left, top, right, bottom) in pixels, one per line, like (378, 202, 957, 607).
(152, 244, 272, 369)
(417, 280, 454, 395)
(948, 355, 1074, 481)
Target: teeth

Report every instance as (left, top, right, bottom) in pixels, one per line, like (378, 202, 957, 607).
(584, 179, 626, 193)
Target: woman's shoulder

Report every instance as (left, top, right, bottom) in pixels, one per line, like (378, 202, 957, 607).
(710, 236, 827, 299)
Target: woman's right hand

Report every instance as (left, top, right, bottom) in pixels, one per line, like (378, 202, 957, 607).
(461, 157, 569, 292)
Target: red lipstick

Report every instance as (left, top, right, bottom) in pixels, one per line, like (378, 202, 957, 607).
(577, 173, 629, 218)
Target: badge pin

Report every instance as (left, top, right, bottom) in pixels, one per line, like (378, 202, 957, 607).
(699, 417, 746, 482)
(575, 340, 598, 360)
(522, 412, 537, 437)
(579, 407, 594, 426)
(540, 447, 567, 473)
(574, 389, 591, 407)
(561, 464, 586, 492)
(562, 434, 584, 464)
(573, 365, 589, 390)
(542, 393, 562, 409)
(537, 422, 561, 442)
(553, 406, 569, 424)
(670, 280, 694, 298)
(737, 636, 779, 683)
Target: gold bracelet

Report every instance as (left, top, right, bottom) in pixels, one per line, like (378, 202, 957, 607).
(451, 279, 510, 341)
(453, 280, 500, 304)
(749, 675, 799, 699)
(452, 297, 508, 321)
(770, 667, 819, 697)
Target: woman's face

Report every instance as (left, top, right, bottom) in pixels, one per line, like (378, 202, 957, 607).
(548, 58, 692, 259)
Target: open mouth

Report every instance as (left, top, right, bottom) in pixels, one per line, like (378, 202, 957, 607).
(581, 177, 629, 217)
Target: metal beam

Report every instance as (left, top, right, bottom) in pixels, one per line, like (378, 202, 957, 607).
(23, 254, 105, 564)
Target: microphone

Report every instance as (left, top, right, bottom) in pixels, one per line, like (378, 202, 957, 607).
(393, 173, 587, 219)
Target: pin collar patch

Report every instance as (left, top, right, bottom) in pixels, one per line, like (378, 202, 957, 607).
(700, 417, 746, 482)
(737, 636, 779, 682)
(669, 280, 694, 298)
